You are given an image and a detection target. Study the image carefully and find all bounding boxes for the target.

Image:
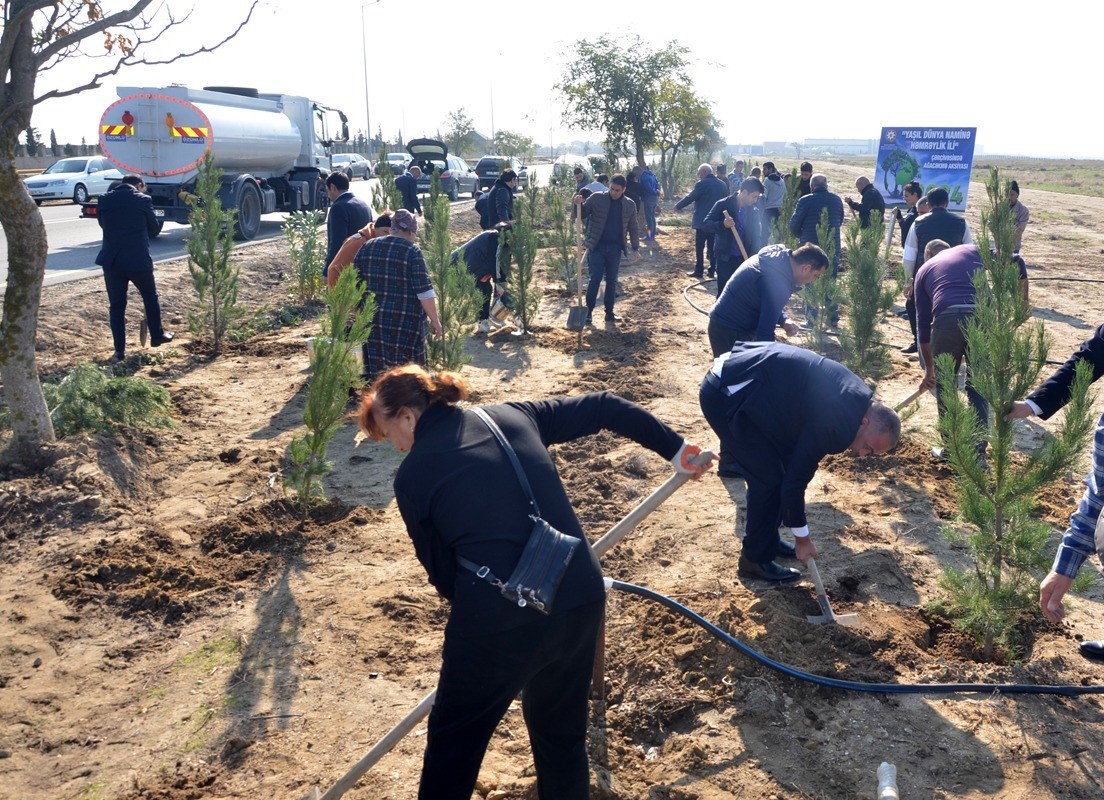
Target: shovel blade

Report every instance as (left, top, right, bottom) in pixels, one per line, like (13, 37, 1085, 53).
(567, 306, 588, 331)
(806, 612, 861, 627)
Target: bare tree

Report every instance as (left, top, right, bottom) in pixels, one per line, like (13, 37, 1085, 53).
(0, 0, 256, 460)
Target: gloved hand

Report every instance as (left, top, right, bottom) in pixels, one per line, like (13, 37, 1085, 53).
(670, 442, 713, 480)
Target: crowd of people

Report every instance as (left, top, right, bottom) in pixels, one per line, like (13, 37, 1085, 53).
(97, 154, 1102, 800)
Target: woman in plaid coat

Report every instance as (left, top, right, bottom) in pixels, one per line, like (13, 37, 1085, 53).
(354, 209, 443, 379)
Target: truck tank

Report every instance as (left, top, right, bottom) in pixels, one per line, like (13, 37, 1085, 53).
(99, 86, 305, 181)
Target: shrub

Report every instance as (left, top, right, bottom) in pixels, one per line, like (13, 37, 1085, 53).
(801, 207, 841, 351)
(371, 148, 402, 213)
(28, 363, 174, 437)
(186, 156, 242, 356)
(546, 183, 578, 291)
(283, 210, 326, 304)
(287, 267, 375, 514)
(935, 168, 1095, 658)
(505, 197, 540, 335)
(422, 195, 481, 371)
(839, 215, 895, 381)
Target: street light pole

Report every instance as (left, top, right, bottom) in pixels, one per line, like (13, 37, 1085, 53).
(361, 1, 380, 154)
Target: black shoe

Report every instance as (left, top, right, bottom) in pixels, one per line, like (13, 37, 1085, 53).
(707, 269, 716, 279)
(151, 331, 174, 347)
(605, 312, 622, 323)
(108, 351, 125, 364)
(686, 269, 704, 278)
(1080, 641, 1104, 662)
(776, 539, 797, 559)
(585, 309, 593, 326)
(737, 556, 801, 583)
(900, 342, 918, 354)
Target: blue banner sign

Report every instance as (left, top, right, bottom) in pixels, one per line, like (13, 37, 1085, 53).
(874, 127, 977, 212)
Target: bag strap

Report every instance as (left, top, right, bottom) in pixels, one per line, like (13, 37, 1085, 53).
(470, 407, 541, 519)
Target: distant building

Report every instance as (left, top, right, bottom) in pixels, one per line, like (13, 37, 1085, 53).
(803, 138, 878, 156)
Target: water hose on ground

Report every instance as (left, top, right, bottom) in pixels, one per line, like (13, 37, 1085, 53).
(606, 578, 1104, 697)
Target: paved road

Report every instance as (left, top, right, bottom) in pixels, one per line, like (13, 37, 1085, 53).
(0, 177, 382, 290)
(1, 164, 560, 291)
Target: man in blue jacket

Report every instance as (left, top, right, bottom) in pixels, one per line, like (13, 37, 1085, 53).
(707, 243, 829, 356)
(701, 177, 764, 295)
(325, 171, 373, 275)
(675, 163, 728, 279)
(789, 173, 844, 274)
(640, 165, 661, 239)
(700, 341, 900, 582)
(95, 175, 172, 362)
(486, 169, 517, 227)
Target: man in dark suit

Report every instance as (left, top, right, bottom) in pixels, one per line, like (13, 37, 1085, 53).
(95, 175, 172, 362)
(675, 163, 729, 279)
(324, 171, 372, 275)
(700, 341, 900, 582)
(1007, 324, 1104, 661)
(845, 176, 886, 228)
(395, 165, 423, 215)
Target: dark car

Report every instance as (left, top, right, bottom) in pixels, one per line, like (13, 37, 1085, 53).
(474, 155, 529, 191)
(406, 138, 480, 200)
(331, 153, 372, 180)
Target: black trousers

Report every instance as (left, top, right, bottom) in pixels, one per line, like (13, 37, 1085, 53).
(714, 256, 740, 298)
(419, 598, 605, 800)
(103, 268, 165, 355)
(693, 227, 714, 273)
(700, 375, 785, 563)
(475, 273, 494, 320)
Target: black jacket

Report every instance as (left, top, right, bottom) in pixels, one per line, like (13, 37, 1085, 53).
(487, 180, 514, 227)
(1028, 323, 1104, 419)
(395, 171, 421, 214)
(849, 184, 886, 227)
(95, 183, 160, 271)
(712, 341, 871, 528)
(451, 230, 502, 280)
(326, 192, 373, 268)
(393, 393, 683, 634)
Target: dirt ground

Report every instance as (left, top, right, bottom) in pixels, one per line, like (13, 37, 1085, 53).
(4, 164, 1104, 800)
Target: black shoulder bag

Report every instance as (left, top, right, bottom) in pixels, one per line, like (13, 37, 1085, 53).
(455, 408, 581, 615)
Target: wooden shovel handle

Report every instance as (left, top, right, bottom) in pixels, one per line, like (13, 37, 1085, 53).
(721, 210, 749, 261)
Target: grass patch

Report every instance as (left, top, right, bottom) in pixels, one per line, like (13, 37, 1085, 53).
(177, 634, 242, 672)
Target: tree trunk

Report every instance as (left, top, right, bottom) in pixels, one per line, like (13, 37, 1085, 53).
(0, 154, 55, 451)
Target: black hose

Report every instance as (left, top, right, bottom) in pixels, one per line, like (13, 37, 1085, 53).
(608, 579, 1104, 697)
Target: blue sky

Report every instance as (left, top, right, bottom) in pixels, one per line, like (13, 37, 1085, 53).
(31, 0, 1101, 159)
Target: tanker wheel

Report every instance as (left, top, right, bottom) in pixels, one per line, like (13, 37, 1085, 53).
(234, 182, 262, 240)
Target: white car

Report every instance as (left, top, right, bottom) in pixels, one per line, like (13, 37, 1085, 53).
(23, 156, 123, 205)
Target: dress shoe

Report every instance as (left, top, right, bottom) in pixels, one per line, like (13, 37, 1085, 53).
(706, 269, 716, 279)
(776, 539, 797, 559)
(151, 331, 174, 347)
(900, 342, 918, 354)
(737, 556, 801, 583)
(686, 269, 704, 278)
(1080, 640, 1104, 662)
(605, 312, 622, 323)
(108, 351, 125, 364)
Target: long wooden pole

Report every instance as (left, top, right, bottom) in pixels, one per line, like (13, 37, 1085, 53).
(307, 452, 714, 799)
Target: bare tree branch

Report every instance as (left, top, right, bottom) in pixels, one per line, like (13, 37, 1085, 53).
(34, 1, 154, 67)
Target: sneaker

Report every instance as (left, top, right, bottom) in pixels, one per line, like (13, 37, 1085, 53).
(686, 269, 704, 278)
(585, 309, 594, 326)
(900, 342, 918, 354)
(931, 447, 948, 462)
(605, 311, 622, 323)
(477, 319, 494, 333)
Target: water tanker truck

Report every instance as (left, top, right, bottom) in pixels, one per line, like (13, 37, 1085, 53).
(91, 85, 349, 239)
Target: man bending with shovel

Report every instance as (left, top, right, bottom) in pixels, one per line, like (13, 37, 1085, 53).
(700, 341, 900, 582)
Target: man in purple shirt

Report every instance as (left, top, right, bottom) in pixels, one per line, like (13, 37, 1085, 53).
(916, 243, 1029, 461)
